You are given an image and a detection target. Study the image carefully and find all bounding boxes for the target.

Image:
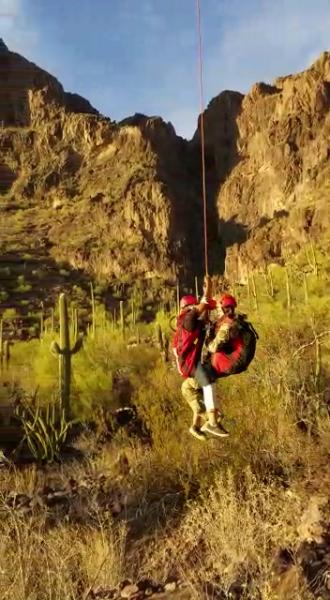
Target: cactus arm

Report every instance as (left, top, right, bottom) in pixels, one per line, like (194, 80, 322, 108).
(0, 318, 3, 360)
(71, 336, 83, 354)
(50, 341, 62, 356)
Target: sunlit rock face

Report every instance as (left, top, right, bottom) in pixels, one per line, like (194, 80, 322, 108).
(203, 52, 330, 281)
(1, 39, 329, 285)
(0, 42, 206, 284)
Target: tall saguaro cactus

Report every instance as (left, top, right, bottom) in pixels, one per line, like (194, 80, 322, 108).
(119, 300, 125, 337)
(50, 293, 83, 416)
(90, 282, 96, 338)
(0, 319, 3, 366)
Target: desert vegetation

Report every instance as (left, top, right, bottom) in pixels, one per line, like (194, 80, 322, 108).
(0, 242, 329, 599)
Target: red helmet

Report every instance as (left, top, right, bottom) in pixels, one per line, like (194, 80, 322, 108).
(180, 294, 198, 309)
(220, 293, 237, 308)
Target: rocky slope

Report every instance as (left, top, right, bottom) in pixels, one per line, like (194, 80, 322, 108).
(0, 38, 204, 311)
(1, 38, 329, 307)
(198, 51, 330, 281)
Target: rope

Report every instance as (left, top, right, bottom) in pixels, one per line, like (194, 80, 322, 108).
(196, 0, 208, 276)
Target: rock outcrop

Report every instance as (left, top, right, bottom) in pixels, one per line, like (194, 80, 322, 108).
(1, 39, 329, 294)
(199, 52, 330, 281)
(0, 40, 204, 296)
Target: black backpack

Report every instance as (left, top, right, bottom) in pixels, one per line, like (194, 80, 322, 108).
(226, 315, 259, 375)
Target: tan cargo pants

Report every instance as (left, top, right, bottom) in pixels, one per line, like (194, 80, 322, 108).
(181, 377, 206, 415)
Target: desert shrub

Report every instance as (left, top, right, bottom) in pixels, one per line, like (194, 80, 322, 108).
(155, 308, 174, 338)
(2, 307, 17, 319)
(0, 243, 329, 598)
(153, 467, 306, 598)
(71, 327, 159, 418)
(0, 505, 127, 600)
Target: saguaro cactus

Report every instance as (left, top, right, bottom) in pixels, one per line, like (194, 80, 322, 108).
(40, 310, 44, 340)
(3, 340, 10, 367)
(50, 307, 55, 333)
(251, 273, 259, 312)
(285, 267, 292, 312)
(155, 324, 170, 363)
(51, 293, 83, 416)
(195, 276, 199, 301)
(131, 297, 136, 328)
(156, 323, 164, 352)
(0, 319, 3, 366)
(0, 321, 10, 369)
(90, 282, 96, 338)
(264, 266, 274, 299)
(120, 300, 125, 337)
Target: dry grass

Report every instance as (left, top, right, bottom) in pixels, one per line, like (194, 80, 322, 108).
(0, 504, 127, 600)
(0, 253, 329, 598)
(145, 468, 311, 597)
(0, 410, 328, 599)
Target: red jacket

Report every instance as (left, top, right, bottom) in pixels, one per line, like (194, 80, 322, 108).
(172, 309, 205, 378)
(209, 315, 244, 376)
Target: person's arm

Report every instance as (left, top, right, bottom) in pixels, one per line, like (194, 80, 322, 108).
(206, 322, 231, 353)
(194, 275, 213, 316)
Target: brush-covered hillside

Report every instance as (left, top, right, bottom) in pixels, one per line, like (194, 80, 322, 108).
(0, 247, 329, 599)
(0, 36, 330, 600)
(1, 39, 330, 326)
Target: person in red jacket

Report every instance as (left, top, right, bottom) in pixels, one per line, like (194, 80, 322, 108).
(206, 293, 257, 377)
(173, 277, 229, 441)
(181, 292, 257, 440)
(207, 293, 242, 373)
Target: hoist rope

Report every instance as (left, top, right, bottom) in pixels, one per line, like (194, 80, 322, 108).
(196, 0, 209, 276)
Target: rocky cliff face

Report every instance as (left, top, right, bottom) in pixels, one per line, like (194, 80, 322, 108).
(1, 39, 329, 296)
(199, 52, 330, 281)
(0, 39, 204, 299)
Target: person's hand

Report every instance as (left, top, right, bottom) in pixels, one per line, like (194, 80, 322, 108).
(203, 274, 212, 298)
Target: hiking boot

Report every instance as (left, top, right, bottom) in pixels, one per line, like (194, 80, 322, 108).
(216, 420, 230, 436)
(201, 421, 229, 438)
(189, 425, 207, 441)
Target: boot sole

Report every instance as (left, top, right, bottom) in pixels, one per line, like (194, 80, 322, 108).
(200, 427, 229, 438)
(189, 428, 207, 442)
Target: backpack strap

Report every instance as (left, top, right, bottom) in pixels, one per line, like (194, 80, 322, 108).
(246, 321, 259, 340)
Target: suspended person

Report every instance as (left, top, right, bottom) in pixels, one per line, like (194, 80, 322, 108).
(205, 293, 258, 376)
(173, 276, 229, 441)
(181, 293, 258, 440)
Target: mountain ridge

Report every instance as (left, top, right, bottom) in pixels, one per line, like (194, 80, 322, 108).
(0, 40, 329, 303)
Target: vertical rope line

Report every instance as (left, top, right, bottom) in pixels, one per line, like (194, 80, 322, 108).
(196, 0, 208, 275)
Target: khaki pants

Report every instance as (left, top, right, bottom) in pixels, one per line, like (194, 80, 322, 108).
(181, 377, 206, 415)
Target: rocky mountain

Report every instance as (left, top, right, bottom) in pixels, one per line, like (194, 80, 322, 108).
(0, 38, 205, 313)
(0, 38, 329, 311)
(198, 51, 330, 281)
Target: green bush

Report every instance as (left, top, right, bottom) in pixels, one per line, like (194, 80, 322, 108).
(4, 242, 330, 483)
(2, 308, 17, 319)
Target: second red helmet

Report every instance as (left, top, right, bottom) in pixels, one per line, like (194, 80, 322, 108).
(180, 294, 198, 309)
(220, 293, 237, 308)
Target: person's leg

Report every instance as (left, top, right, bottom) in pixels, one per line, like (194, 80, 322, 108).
(194, 363, 229, 437)
(194, 362, 218, 423)
(202, 382, 219, 425)
(201, 383, 229, 436)
(181, 378, 207, 440)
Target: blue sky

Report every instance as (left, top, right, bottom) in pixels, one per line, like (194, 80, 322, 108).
(0, 0, 329, 138)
